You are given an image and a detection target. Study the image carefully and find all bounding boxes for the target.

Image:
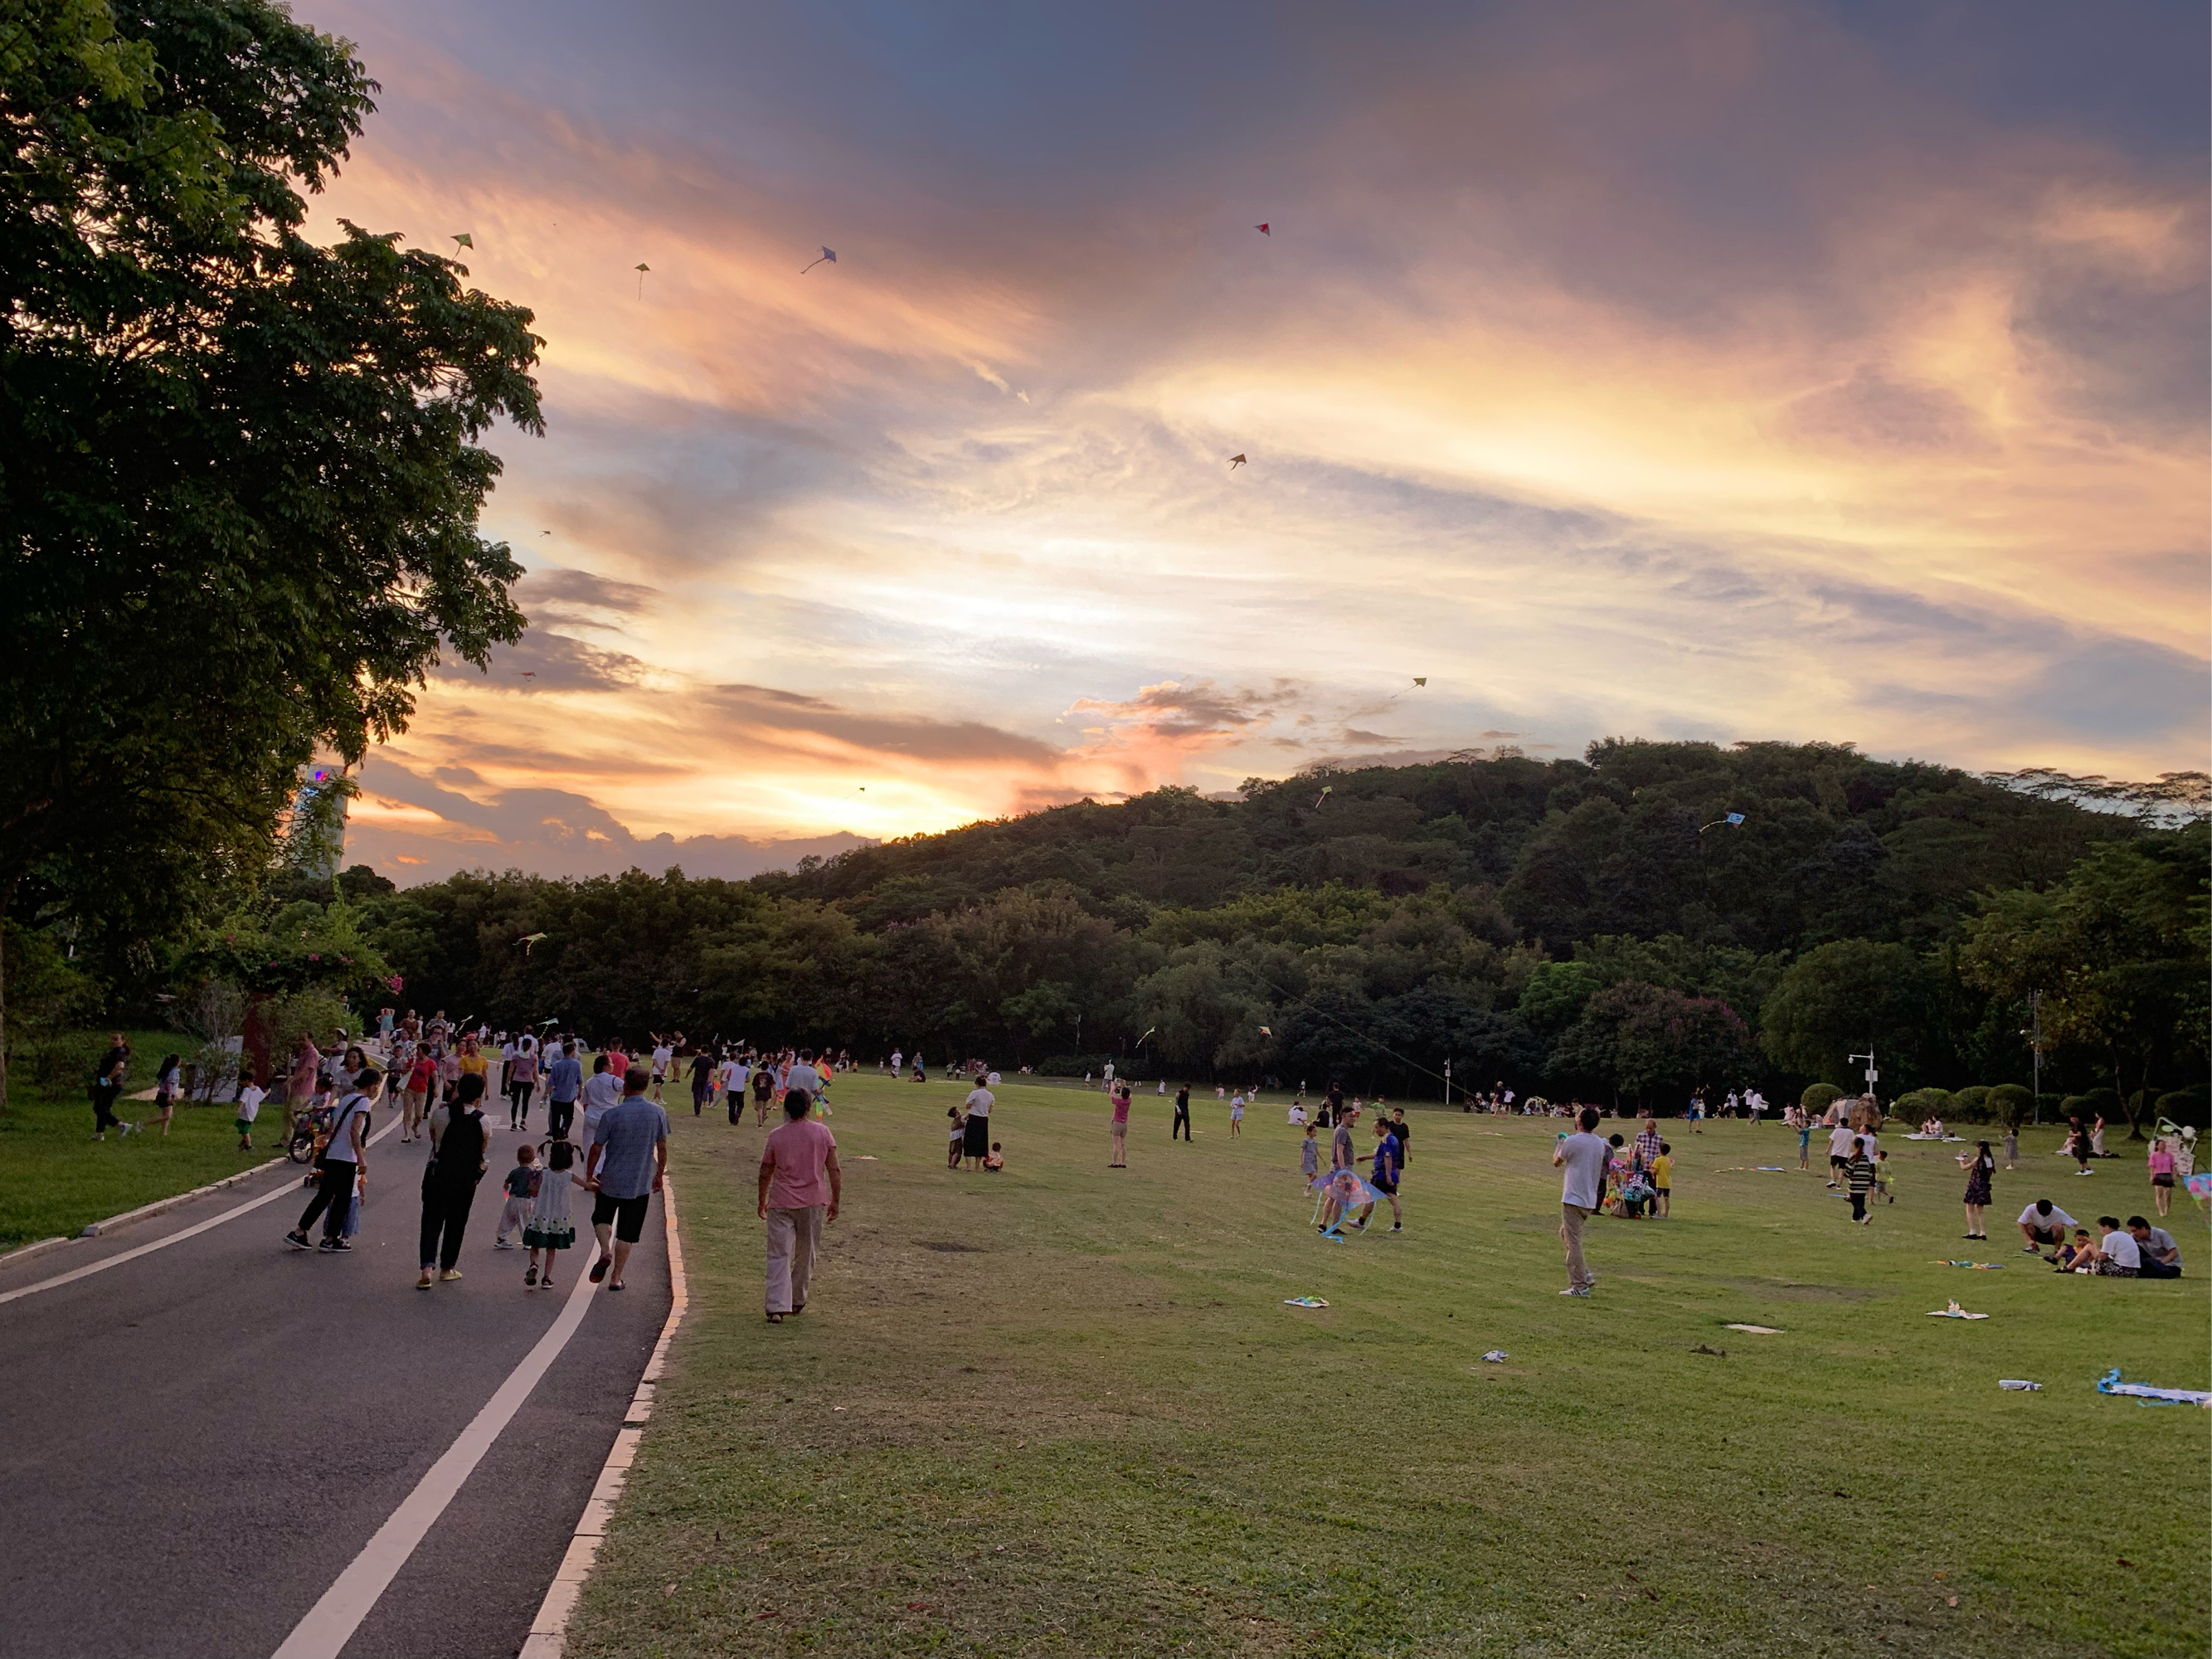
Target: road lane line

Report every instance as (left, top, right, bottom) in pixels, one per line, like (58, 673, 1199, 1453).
(271, 1265, 600, 1659)
(0, 1114, 403, 1308)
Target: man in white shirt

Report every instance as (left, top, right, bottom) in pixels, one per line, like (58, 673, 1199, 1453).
(960, 1080, 993, 1170)
(1826, 1122, 1859, 1187)
(1553, 1107, 1609, 1297)
(2017, 1199, 2077, 1253)
(649, 1041, 675, 1102)
(784, 1048, 824, 1097)
(2127, 1216, 2182, 1277)
(719, 1054, 750, 1125)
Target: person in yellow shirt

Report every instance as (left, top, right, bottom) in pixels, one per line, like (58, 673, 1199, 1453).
(1651, 1144, 1673, 1218)
(455, 1036, 490, 1098)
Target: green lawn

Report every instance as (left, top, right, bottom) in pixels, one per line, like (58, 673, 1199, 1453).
(571, 1077, 2207, 1659)
(0, 1030, 284, 1248)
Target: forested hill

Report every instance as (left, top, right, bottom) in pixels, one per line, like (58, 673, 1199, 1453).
(253, 739, 2200, 1124)
(761, 740, 2138, 956)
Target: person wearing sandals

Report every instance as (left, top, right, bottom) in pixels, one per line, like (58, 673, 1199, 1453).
(758, 1087, 841, 1323)
(524, 1138, 583, 1290)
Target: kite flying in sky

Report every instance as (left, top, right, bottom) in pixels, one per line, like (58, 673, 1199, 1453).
(1387, 676, 1429, 701)
(1255, 223, 1270, 236)
(450, 232, 472, 251)
(1313, 784, 1333, 810)
(1228, 454, 1247, 469)
(802, 246, 837, 273)
(1699, 812, 1748, 833)
(634, 262, 650, 299)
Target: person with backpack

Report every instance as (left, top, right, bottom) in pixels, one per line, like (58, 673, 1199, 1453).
(285, 1067, 376, 1253)
(416, 1073, 490, 1286)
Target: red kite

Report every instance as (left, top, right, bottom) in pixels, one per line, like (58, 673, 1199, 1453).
(1255, 223, 1270, 236)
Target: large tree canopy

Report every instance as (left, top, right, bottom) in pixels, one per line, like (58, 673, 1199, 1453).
(0, 0, 542, 1093)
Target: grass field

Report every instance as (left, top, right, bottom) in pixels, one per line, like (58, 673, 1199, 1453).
(0, 1029, 285, 1249)
(570, 1075, 2207, 1658)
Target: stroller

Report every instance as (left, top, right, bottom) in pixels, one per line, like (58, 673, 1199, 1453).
(287, 1101, 337, 1165)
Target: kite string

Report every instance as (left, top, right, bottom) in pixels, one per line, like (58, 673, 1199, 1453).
(1246, 971, 1463, 1099)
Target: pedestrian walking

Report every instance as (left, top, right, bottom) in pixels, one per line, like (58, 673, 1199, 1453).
(758, 1087, 842, 1322)
(416, 1073, 489, 1285)
(495, 1144, 537, 1248)
(1845, 1138, 1876, 1224)
(585, 1067, 668, 1292)
(507, 1041, 538, 1131)
(544, 1039, 583, 1140)
(235, 1076, 265, 1151)
(525, 1138, 583, 1289)
(286, 1066, 375, 1253)
(1172, 1083, 1192, 1141)
(146, 1053, 182, 1138)
(1553, 1107, 1607, 1297)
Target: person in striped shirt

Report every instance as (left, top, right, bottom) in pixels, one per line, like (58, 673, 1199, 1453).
(1845, 1138, 1876, 1224)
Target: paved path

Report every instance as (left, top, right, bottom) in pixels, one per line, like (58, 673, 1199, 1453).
(0, 1099, 670, 1659)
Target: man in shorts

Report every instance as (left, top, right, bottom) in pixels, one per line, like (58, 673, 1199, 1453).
(2016, 1199, 2078, 1255)
(585, 1067, 668, 1292)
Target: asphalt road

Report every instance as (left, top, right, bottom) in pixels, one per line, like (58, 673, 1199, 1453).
(0, 1099, 671, 1659)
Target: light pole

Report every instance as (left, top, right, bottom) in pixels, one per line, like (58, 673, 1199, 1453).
(2026, 991, 2043, 1124)
(1848, 1048, 1879, 1105)
(1443, 1057, 1452, 1108)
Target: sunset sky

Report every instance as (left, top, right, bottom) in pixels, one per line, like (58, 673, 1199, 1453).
(311, 0, 2210, 883)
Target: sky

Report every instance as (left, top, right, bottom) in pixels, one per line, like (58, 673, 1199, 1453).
(306, 0, 2212, 884)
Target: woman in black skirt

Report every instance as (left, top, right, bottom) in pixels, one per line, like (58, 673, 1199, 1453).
(1962, 1139, 1995, 1238)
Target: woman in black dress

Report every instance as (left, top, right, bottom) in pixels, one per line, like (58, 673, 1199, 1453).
(1962, 1139, 1995, 1238)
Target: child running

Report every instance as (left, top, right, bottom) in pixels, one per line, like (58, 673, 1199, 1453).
(524, 1138, 582, 1288)
(494, 1144, 537, 1249)
(234, 1076, 265, 1151)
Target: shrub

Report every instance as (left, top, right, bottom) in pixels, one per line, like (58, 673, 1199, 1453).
(1952, 1085, 1991, 1121)
(1034, 1054, 1123, 1078)
(2156, 1089, 2210, 1129)
(2059, 1088, 2122, 1122)
(1801, 1082, 1843, 1114)
(1894, 1087, 1954, 1121)
(1986, 1083, 2034, 1126)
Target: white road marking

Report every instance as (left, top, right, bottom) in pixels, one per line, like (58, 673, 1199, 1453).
(0, 1114, 403, 1307)
(271, 1266, 601, 1659)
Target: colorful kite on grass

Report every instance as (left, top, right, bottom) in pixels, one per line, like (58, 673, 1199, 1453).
(2185, 1171, 2212, 1208)
(1309, 1166, 1381, 1239)
(802, 246, 837, 273)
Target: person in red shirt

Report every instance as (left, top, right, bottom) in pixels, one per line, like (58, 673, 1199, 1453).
(757, 1087, 842, 1323)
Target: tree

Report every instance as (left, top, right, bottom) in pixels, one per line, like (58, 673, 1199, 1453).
(1758, 940, 1938, 1092)
(0, 0, 542, 1103)
(1959, 828, 2209, 1136)
(1548, 980, 1755, 1107)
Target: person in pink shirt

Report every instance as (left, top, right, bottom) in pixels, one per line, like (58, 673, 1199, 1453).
(757, 1087, 842, 1323)
(2147, 1137, 2177, 1218)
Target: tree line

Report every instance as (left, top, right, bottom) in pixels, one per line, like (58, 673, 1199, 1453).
(69, 740, 2186, 1132)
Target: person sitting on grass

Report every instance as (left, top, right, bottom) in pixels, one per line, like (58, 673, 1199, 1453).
(2091, 1216, 2141, 1277)
(2017, 1199, 2078, 1255)
(983, 1141, 1004, 1172)
(2052, 1228, 2094, 1272)
(2127, 1216, 2181, 1278)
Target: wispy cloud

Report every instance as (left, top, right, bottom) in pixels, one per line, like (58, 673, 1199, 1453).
(304, 0, 2205, 879)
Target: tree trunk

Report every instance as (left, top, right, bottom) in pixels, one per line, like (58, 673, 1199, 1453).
(2115, 1044, 2146, 1139)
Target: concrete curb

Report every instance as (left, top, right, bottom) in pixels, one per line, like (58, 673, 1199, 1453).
(0, 1236, 70, 1268)
(518, 1175, 690, 1659)
(79, 1155, 294, 1237)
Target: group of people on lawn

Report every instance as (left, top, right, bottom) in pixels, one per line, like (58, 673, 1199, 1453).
(2015, 1199, 2182, 1277)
